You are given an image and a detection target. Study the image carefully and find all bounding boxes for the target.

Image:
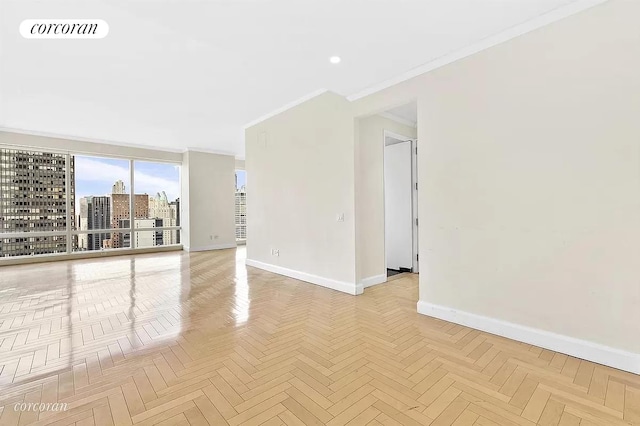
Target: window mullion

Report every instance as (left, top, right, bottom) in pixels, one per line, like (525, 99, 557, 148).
(130, 159, 135, 249)
(65, 153, 72, 254)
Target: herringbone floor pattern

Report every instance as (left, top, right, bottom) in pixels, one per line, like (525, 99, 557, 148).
(0, 248, 638, 425)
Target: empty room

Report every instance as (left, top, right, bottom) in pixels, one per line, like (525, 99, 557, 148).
(0, 0, 639, 425)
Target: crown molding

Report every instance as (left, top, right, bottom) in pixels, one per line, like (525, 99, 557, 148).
(347, 0, 609, 101)
(182, 147, 237, 157)
(243, 88, 329, 129)
(0, 126, 184, 154)
(0, 127, 247, 160)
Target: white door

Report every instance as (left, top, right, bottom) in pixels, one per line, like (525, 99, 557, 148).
(411, 139, 419, 273)
(384, 141, 413, 271)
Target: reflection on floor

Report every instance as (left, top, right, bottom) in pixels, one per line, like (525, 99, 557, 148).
(0, 247, 638, 425)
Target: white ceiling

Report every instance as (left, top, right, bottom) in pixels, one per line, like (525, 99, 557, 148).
(0, 0, 582, 158)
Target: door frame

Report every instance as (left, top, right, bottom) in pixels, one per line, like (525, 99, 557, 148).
(383, 130, 419, 274)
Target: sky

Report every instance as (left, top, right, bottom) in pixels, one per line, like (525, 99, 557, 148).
(74, 155, 246, 212)
(75, 156, 180, 210)
(236, 170, 246, 190)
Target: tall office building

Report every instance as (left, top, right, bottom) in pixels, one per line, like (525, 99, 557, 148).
(110, 186, 149, 248)
(149, 191, 170, 219)
(169, 198, 180, 244)
(78, 196, 111, 250)
(149, 191, 179, 245)
(0, 148, 74, 257)
(78, 198, 88, 250)
(111, 194, 149, 224)
(116, 218, 163, 248)
(112, 179, 126, 194)
(235, 186, 246, 241)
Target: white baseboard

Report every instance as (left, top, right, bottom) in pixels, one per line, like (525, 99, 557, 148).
(246, 259, 361, 295)
(361, 274, 387, 289)
(417, 301, 640, 375)
(184, 243, 236, 253)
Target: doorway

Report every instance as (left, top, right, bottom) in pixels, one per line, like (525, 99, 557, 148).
(384, 131, 419, 277)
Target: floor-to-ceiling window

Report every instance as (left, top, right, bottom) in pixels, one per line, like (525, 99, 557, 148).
(235, 170, 246, 242)
(74, 155, 131, 252)
(134, 160, 180, 248)
(0, 146, 182, 259)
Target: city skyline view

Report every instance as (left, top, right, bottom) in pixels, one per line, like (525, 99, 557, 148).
(1, 148, 245, 256)
(0, 148, 183, 256)
(75, 156, 180, 212)
(74, 156, 182, 250)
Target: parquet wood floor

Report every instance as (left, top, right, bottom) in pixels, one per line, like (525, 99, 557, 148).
(0, 248, 638, 425)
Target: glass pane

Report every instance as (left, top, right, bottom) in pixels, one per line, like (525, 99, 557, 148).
(235, 170, 246, 191)
(73, 232, 131, 252)
(235, 170, 246, 241)
(134, 160, 180, 245)
(74, 155, 130, 251)
(0, 235, 67, 258)
(0, 148, 70, 233)
(135, 229, 180, 248)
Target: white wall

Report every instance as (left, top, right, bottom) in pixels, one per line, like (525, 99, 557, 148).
(356, 115, 416, 283)
(245, 91, 358, 294)
(418, 0, 640, 354)
(181, 150, 236, 251)
(245, 0, 639, 372)
(351, 0, 640, 370)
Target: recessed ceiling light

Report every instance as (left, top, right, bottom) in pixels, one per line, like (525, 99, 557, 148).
(329, 56, 341, 64)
